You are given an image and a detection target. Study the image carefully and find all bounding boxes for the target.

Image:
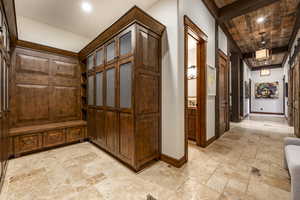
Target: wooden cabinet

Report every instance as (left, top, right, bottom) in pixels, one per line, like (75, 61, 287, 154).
(83, 7, 165, 171)
(9, 120, 87, 157)
(0, 4, 11, 192)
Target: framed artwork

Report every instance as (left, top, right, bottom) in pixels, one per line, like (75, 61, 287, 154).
(255, 82, 279, 99)
(207, 65, 216, 96)
(188, 96, 197, 108)
(260, 69, 271, 76)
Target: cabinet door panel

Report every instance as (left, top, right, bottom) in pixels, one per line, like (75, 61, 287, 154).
(106, 42, 116, 63)
(136, 116, 159, 162)
(96, 49, 104, 66)
(119, 113, 134, 163)
(88, 76, 95, 106)
(106, 68, 116, 107)
(120, 31, 132, 56)
(87, 55, 94, 71)
(95, 110, 106, 146)
(87, 109, 96, 139)
(67, 127, 84, 142)
(96, 72, 103, 107)
(14, 133, 43, 154)
(105, 111, 118, 152)
(44, 129, 66, 147)
(120, 62, 132, 108)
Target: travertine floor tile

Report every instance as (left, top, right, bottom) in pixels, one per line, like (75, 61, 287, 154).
(0, 115, 292, 200)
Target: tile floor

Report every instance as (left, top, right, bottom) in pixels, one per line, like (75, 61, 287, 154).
(0, 115, 294, 200)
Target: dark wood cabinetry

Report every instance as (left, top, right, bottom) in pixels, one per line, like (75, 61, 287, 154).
(81, 7, 165, 171)
(0, 3, 11, 193)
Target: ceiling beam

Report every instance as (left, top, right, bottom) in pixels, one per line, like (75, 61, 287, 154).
(243, 46, 288, 59)
(251, 64, 282, 71)
(219, 0, 280, 22)
(282, 2, 300, 67)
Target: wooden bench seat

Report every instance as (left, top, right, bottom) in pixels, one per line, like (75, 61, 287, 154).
(9, 120, 87, 157)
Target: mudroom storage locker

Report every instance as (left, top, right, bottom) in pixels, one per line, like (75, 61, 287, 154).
(83, 7, 165, 171)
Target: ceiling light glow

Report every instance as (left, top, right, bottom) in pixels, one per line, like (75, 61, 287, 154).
(82, 2, 92, 13)
(257, 17, 265, 23)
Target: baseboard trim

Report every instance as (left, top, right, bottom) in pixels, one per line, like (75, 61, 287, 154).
(250, 111, 284, 115)
(206, 136, 217, 147)
(160, 154, 186, 168)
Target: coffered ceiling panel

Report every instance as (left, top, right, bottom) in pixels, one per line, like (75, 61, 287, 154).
(224, 0, 299, 67)
(214, 0, 238, 8)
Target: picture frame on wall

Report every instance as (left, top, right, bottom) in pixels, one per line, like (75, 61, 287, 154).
(207, 65, 216, 96)
(260, 68, 271, 76)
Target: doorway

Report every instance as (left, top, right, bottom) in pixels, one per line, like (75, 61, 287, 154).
(184, 15, 207, 160)
(217, 50, 230, 137)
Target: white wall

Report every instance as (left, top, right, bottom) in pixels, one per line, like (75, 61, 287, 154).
(147, 0, 184, 159)
(251, 68, 284, 114)
(17, 16, 91, 52)
(147, 0, 220, 159)
(179, 0, 216, 141)
(243, 62, 251, 116)
(218, 26, 228, 55)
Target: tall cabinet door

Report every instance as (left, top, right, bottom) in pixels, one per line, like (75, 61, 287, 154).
(135, 26, 160, 164)
(87, 54, 96, 139)
(118, 27, 135, 164)
(118, 58, 134, 164)
(95, 70, 106, 146)
(105, 65, 118, 152)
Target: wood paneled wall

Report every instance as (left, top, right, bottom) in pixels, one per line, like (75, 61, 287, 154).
(10, 47, 81, 128)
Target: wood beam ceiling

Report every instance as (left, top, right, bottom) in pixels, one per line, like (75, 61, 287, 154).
(282, 2, 300, 67)
(243, 46, 289, 59)
(219, 0, 280, 22)
(251, 64, 282, 71)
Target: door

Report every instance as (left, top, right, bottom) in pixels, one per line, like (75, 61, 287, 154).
(288, 69, 294, 126)
(218, 51, 229, 136)
(293, 62, 300, 137)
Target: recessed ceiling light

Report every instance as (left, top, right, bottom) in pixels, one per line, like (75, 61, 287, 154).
(261, 41, 266, 45)
(257, 17, 265, 23)
(82, 2, 92, 13)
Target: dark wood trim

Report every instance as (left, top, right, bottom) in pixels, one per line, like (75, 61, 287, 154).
(206, 136, 217, 147)
(249, 78, 252, 115)
(251, 64, 282, 71)
(184, 16, 208, 157)
(16, 40, 78, 58)
(250, 111, 284, 115)
(184, 15, 208, 41)
(231, 53, 242, 122)
(289, 38, 300, 66)
(79, 6, 166, 60)
(215, 22, 220, 139)
(1, 0, 18, 45)
(160, 154, 186, 168)
(219, 0, 280, 22)
(243, 46, 288, 59)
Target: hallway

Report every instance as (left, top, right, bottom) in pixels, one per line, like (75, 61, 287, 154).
(0, 115, 293, 200)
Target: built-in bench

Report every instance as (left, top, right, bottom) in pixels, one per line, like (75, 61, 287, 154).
(284, 137, 300, 200)
(9, 120, 87, 157)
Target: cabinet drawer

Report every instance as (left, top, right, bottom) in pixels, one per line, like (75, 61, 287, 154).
(67, 127, 84, 142)
(44, 129, 66, 147)
(14, 133, 42, 154)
